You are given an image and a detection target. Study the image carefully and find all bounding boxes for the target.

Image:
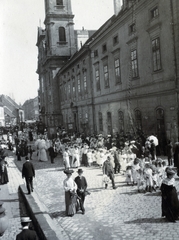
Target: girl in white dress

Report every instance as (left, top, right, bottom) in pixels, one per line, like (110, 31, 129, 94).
(63, 147, 71, 169)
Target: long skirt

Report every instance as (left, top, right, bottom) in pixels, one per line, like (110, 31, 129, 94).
(65, 191, 77, 216)
(82, 154, 88, 166)
(0, 167, 9, 184)
(38, 148, 48, 161)
(161, 183, 179, 222)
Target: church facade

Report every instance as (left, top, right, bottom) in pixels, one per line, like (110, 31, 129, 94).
(37, 0, 179, 150)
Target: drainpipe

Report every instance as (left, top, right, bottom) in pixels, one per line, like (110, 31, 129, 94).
(170, 0, 179, 141)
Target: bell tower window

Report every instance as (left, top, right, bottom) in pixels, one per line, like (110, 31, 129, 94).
(59, 27, 66, 42)
(56, 0, 63, 5)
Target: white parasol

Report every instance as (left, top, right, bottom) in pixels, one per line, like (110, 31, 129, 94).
(148, 135, 158, 146)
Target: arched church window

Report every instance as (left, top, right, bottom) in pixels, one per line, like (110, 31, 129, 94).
(98, 112, 103, 132)
(107, 112, 112, 135)
(59, 27, 66, 42)
(56, 0, 63, 5)
(118, 111, 124, 133)
(135, 109, 142, 131)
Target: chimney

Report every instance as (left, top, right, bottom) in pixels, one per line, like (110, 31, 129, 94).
(113, 0, 123, 15)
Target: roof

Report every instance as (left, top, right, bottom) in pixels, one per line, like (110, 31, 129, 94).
(3, 106, 16, 118)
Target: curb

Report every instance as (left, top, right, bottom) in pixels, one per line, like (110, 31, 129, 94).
(19, 184, 64, 240)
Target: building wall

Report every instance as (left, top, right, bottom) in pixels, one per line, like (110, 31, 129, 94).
(89, 0, 178, 143)
(38, 0, 179, 143)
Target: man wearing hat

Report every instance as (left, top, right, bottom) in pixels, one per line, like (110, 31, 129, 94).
(103, 156, 117, 189)
(16, 217, 38, 240)
(74, 169, 88, 214)
(22, 156, 35, 194)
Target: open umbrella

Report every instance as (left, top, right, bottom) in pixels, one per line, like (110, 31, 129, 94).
(148, 135, 158, 146)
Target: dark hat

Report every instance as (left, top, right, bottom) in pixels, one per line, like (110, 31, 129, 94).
(77, 169, 83, 174)
(64, 169, 74, 175)
(166, 167, 176, 176)
(20, 217, 32, 223)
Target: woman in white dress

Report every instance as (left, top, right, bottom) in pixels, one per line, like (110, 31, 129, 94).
(87, 149, 93, 167)
(37, 138, 48, 162)
(63, 147, 71, 169)
(72, 145, 80, 168)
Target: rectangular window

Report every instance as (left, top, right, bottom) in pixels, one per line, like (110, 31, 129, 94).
(131, 49, 139, 78)
(64, 84, 67, 100)
(104, 65, 109, 88)
(94, 49, 98, 57)
(84, 74, 87, 92)
(113, 35, 118, 45)
(41, 77, 44, 93)
(151, 6, 159, 19)
(95, 69, 100, 91)
(68, 83, 71, 97)
(77, 75, 81, 93)
(56, 0, 63, 5)
(102, 44, 107, 53)
(129, 23, 136, 34)
(72, 80, 75, 96)
(114, 59, 121, 84)
(85, 113, 88, 122)
(152, 38, 161, 71)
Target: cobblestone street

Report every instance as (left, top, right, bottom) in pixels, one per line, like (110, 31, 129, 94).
(20, 151, 179, 240)
(1, 150, 179, 240)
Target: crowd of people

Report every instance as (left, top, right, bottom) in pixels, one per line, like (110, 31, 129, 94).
(1, 128, 179, 223)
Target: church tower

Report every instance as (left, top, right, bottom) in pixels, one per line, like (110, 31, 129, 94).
(37, 0, 76, 136)
(44, 0, 76, 56)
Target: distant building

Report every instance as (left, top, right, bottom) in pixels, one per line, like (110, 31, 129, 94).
(0, 102, 5, 127)
(22, 97, 39, 121)
(0, 94, 23, 126)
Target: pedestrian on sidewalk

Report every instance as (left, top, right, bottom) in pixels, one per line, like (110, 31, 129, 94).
(63, 169, 77, 217)
(22, 156, 35, 194)
(102, 156, 117, 189)
(48, 141, 57, 164)
(75, 169, 88, 214)
(28, 146, 33, 160)
(16, 217, 38, 240)
(161, 167, 179, 222)
(0, 156, 9, 185)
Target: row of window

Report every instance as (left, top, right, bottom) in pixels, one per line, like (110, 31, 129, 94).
(94, 6, 159, 56)
(60, 36, 161, 99)
(98, 107, 164, 134)
(95, 37, 161, 91)
(61, 73, 88, 101)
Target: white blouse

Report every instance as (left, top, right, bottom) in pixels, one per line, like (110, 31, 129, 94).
(63, 177, 77, 192)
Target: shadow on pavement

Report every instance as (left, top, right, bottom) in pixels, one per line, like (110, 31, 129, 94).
(125, 217, 168, 224)
(88, 187, 103, 192)
(144, 192, 161, 197)
(120, 190, 139, 195)
(50, 211, 66, 218)
(45, 168, 64, 172)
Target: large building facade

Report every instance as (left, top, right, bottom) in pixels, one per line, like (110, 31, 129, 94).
(37, 0, 179, 150)
(22, 97, 39, 121)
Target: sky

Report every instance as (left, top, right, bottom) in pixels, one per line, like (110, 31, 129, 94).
(0, 0, 114, 105)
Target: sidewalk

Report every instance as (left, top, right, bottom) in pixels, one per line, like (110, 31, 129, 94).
(1, 148, 179, 240)
(0, 155, 23, 240)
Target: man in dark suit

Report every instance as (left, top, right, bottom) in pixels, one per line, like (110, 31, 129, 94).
(74, 169, 88, 214)
(103, 156, 117, 189)
(22, 156, 35, 194)
(16, 217, 38, 240)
